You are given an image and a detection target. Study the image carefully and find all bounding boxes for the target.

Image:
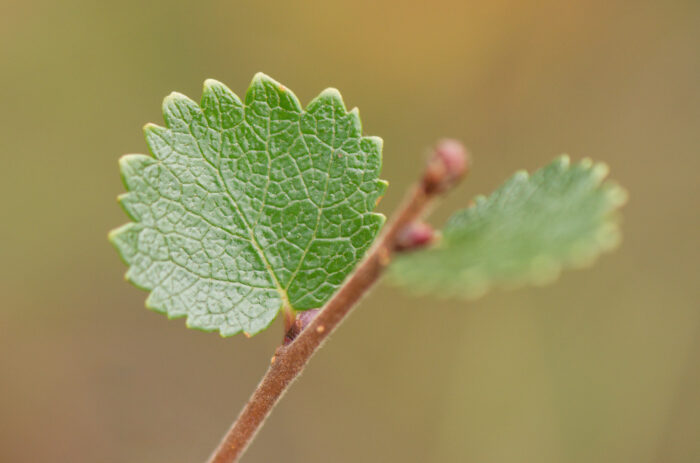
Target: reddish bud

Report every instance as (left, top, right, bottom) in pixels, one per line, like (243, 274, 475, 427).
(283, 309, 321, 345)
(423, 139, 470, 194)
(395, 222, 436, 252)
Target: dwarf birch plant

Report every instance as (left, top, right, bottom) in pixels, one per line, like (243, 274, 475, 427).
(110, 73, 626, 462)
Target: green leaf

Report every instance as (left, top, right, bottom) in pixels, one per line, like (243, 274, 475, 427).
(390, 156, 626, 299)
(109, 73, 387, 336)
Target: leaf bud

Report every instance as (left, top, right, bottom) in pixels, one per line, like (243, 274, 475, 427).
(395, 222, 436, 252)
(423, 139, 470, 194)
(283, 309, 321, 345)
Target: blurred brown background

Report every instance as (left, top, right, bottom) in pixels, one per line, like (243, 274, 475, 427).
(1, 0, 698, 462)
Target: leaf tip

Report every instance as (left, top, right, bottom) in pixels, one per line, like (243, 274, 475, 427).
(107, 222, 128, 241)
(142, 122, 163, 137)
(319, 87, 342, 99)
(202, 78, 235, 98)
(108, 223, 141, 266)
(592, 161, 610, 180)
(608, 183, 629, 208)
(249, 72, 283, 92)
(317, 87, 347, 111)
(514, 169, 529, 181)
(161, 92, 200, 126)
(246, 73, 302, 110)
(163, 91, 188, 104)
(118, 153, 142, 167)
(251, 71, 274, 85)
(203, 78, 224, 89)
(106, 227, 120, 246)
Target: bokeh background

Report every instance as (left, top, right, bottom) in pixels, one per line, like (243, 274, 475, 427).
(1, 0, 698, 462)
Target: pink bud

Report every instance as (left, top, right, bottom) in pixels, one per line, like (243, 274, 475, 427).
(395, 222, 435, 252)
(423, 139, 470, 194)
(296, 309, 320, 329)
(284, 309, 321, 345)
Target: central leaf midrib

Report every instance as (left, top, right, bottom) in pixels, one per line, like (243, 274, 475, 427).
(185, 99, 291, 310)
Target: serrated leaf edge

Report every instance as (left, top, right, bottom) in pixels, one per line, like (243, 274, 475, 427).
(110, 73, 387, 336)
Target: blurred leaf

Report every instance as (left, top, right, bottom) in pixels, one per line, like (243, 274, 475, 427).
(390, 156, 626, 299)
(109, 73, 386, 336)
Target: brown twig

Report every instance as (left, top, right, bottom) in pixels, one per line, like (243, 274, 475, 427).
(207, 140, 469, 463)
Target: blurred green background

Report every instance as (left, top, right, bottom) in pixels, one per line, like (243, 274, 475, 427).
(1, 0, 698, 462)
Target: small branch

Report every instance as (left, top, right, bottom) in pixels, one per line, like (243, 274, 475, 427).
(207, 140, 469, 463)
